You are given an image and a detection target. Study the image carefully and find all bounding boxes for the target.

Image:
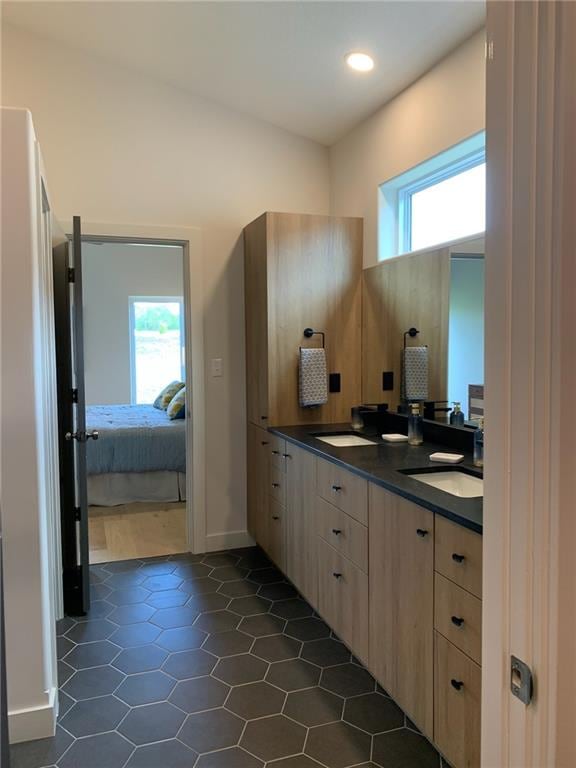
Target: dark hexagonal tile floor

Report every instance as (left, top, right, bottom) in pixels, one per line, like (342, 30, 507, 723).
(12, 548, 442, 768)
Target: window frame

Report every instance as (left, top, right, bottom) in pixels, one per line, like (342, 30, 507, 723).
(378, 131, 486, 260)
(399, 149, 486, 253)
(128, 295, 185, 405)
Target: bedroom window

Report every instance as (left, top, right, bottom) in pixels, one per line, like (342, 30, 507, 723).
(129, 297, 185, 404)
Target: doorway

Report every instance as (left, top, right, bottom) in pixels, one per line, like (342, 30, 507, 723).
(53, 221, 203, 616)
(81, 239, 188, 564)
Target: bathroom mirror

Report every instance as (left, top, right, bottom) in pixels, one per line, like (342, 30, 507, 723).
(362, 235, 484, 423)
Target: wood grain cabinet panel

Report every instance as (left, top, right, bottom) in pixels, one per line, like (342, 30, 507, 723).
(369, 483, 434, 737)
(316, 496, 368, 572)
(244, 212, 363, 428)
(434, 632, 481, 768)
(434, 573, 482, 664)
(269, 466, 286, 507)
(247, 424, 270, 552)
(316, 458, 368, 525)
(269, 434, 287, 472)
(268, 497, 286, 572)
(285, 445, 318, 608)
(244, 215, 269, 427)
(317, 537, 369, 664)
(435, 515, 483, 598)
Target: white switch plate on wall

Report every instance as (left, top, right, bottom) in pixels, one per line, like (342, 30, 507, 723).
(211, 358, 223, 377)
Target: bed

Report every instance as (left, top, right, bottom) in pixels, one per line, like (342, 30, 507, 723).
(86, 404, 186, 506)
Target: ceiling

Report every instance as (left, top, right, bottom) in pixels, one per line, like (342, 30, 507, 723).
(2, 1, 485, 145)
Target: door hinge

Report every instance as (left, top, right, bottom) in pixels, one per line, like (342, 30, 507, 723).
(71, 388, 78, 403)
(511, 655, 534, 705)
(73, 506, 81, 522)
(68, 267, 75, 283)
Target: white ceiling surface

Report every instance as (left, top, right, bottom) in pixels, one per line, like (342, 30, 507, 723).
(2, 1, 485, 145)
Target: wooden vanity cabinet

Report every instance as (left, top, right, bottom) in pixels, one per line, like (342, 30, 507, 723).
(244, 212, 363, 428)
(369, 484, 434, 738)
(284, 443, 318, 608)
(247, 424, 271, 552)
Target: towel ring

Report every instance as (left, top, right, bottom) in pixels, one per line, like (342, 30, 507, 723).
(302, 328, 325, 348)
(404, 327, 419, 348)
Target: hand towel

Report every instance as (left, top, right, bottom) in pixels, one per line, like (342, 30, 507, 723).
(299, 347, 328, 408)
(402, 346, 429, 401)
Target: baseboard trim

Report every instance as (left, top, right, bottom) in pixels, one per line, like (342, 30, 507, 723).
(8, 686, 57, 744)
(204, 530, 255, 552)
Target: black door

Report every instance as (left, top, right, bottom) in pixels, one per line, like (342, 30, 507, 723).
(53, 216, 94, 616)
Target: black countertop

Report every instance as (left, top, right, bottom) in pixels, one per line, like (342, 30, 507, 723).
(269, 423, 483, 534)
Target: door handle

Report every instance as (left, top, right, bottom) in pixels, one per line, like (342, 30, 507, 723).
(65, 430, 99, 442)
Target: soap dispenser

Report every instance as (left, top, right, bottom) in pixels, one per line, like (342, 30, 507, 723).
(450, 402, 465, 426)
(408, 403, 423, 446)
(473, 417, 484, 467)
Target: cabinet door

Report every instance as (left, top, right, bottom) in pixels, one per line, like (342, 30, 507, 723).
(369, 484, 434, 737)
(434, 632, 481, 768)
(285, 444, 317, 607)
(247, 424, 270, 551)
(244, 214, 269, 427)
(268, 497, 286, 571)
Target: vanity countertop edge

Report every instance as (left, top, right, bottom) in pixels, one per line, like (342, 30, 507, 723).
(269, 423, 483, 534)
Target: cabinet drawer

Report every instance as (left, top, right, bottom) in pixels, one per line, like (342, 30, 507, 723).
(316, 497, 368, 572)
(434, 573, 482, 664)
(317, 538, 368, 663)
(269, 467, 286, 507)
(268, 498, 285, 571)
(434, 632, 481, 768)
(316, 459, 368, 525)
(269, 435, 287, 472)
(435, 515, 482, 598)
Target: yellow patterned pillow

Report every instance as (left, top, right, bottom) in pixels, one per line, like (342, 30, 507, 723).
(153, 381, 184, 410)
(166, 387, 186, 420)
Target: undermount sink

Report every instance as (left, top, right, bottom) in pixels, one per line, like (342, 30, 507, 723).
(406, 470, 483, 498)
(313, 433, 378, 448)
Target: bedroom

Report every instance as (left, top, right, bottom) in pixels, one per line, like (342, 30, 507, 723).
(81, 239, 188, 563)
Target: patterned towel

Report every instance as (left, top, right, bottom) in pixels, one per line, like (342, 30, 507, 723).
(402, 346, 429, 401)
(299, 347, 328, 408)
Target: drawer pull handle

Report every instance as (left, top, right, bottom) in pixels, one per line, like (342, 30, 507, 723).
(451, 616, 465, 627)
(271, 483, 280, 488)
(331, 485, 343, 492)
(272, 515, 280, 521)
(333, 572, 343, 579)
(282, 453, 291, 459)
(261, 441, 270, 446)
(332, 529, 342, 536)
(271, 450, 280, 455)
(452, 553, 466, 563)
(416, 528, 429, 538)
(451, 679, 464, 691)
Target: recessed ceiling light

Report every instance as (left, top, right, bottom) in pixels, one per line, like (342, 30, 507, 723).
(345, 52, 375, 72)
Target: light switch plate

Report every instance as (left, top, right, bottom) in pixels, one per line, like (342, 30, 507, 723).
(211, 358, 223, 377)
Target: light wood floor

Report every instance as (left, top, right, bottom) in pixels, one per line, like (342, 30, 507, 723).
(89, 501, 187, 564)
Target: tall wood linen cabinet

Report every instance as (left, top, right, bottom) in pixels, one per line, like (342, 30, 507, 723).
(244, 212, 363, 429)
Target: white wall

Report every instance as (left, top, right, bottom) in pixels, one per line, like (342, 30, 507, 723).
(448, 257, 485, 414)
(83, 242, 184, 405)
(330, 30, 486, 267)
(1, 23, 330, 545)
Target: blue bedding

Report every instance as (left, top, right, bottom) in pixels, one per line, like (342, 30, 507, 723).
(86, 404, 186, 475)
